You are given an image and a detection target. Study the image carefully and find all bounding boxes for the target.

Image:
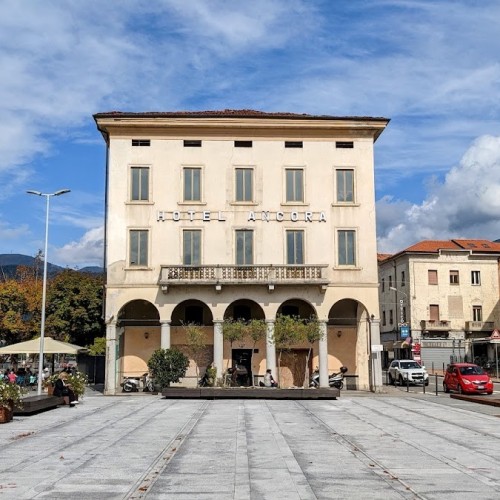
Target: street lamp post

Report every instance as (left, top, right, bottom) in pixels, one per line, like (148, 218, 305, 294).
(27, 189, 70, 395)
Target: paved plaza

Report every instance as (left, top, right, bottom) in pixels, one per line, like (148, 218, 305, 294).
(1, 388, 500, 499)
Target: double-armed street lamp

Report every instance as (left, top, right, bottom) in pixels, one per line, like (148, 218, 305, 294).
(26, 189, 71, 395)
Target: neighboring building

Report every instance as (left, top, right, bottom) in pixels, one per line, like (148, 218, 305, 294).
(94, 110, 389, 394)
(378, 240, 500, 370)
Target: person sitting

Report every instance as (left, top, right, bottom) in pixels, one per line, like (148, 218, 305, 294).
(264, 369, 278, 388)
(53, 372, 77, 407)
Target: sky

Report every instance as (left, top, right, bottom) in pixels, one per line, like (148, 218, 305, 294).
(1, 0, 500, 267)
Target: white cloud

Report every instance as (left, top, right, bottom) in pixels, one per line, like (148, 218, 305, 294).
(377, 135, 500, 253)
(55, 226, 104, 268)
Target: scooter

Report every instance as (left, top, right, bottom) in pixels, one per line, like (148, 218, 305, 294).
(309, 366, 348, 389)
(121, 373, 154, 392)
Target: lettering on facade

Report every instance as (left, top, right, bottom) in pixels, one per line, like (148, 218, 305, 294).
(156, 210, 327, 222)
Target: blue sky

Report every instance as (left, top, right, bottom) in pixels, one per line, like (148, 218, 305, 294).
(1, 0, 500, 267)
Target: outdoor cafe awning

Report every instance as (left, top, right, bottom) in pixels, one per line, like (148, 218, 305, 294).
(0, 337, 87, 355)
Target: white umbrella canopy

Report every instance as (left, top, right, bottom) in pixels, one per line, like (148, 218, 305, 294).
(0, 337, 87, 355)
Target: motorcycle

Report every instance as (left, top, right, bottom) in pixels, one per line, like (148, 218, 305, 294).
(309, 366, 348, 389)
(121, 373, 154, 392)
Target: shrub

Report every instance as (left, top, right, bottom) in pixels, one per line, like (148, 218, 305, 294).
(148, 348, 190, 388)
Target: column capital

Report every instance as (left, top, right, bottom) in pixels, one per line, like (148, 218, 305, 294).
(265, 319, 275, 324)
(213, 319, 224, 325)
(160, 319, 171, 325)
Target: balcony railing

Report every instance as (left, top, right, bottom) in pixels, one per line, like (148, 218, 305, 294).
(465, 321, 495, 331)
(158, 264, 329, 293)
(421, 319, 451, 331)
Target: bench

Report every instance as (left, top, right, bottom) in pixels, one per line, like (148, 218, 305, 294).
(13, 395, 65, 416)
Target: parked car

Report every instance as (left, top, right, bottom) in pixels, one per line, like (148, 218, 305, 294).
(443, 363, 493, 395)
(388, 359, 429, 386)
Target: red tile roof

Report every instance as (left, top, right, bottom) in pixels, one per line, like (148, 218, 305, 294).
(377, 253, 393, 262)
(383, 239, 500, 261)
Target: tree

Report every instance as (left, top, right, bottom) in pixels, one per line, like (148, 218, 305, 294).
(245, 319, 267, 386)
(0, 279, 33, 343)
(148, 348, 190, 388)
(222, 317, 246, 381)
(44, 270, 104, 346)
(303, 317, 322, 386)
(183, 322, 206, 383)
(87, 337, 106, 356)
(273, 314, 306, 386)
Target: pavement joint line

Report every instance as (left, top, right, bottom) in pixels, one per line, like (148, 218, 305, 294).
(297, 400, 428, 500)
(233, 402, 251, 499)
(341, 398, 500, 489)
(264, 401, 318, 499)
(124, 401, 210, 499)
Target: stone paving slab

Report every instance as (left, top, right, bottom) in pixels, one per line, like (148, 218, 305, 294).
(1, 388, 500, 499)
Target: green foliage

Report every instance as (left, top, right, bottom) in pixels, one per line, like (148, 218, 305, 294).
(148, 348, 190, 388)
(87, 337, 106, 356)
(222, 317, 246, 345)
(0, 380, 26, 409)
(273, 314, 304, 350)
(246, 318, 267, 345)
(45, 270, 104, 346)
(183, 323, 206, 380)
(67, 371, 88, 397)
(205, 366, 217, 387)
(0, 280, 31, 343)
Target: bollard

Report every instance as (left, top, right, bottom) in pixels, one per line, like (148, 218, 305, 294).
(435, 373, 438, 396)
(423, 378, 426, 394)
(406, 376, 410, 392)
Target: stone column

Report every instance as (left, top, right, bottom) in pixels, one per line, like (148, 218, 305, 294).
(318, 320, 329, 388)
(213, 320, 224, 381)
(105, 320, 118, 395)
(266, 320, 276, 378)
(160, 320, 171, 349)
(370, 316, 383, 393)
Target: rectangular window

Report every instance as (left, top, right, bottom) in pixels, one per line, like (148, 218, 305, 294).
(235, 140, 252, 148)
(285, 141, 303, 148)
(336, 169, 354, 202)
(389, 275, 392, 288)
(473, 305, 482, 322)
(285, 169, 304, 202)
(236, 230, 253, 265)
(129, 230, 148, 266)
(338, 230, 356, 266)
(286, 230, 304, 264)
(389, 310, 394, 325)
(131, 166, 149, 201)
(401, 270, 406, 287)
(450, 270, 459, 285)
(428, 270, 438, 285)
(381, 278, 385, 292)
(429, 304, 440, 321)
(132, 139, 150, 147)
(382, 311, 386, 326)
(235, 168, 253, 202)
(183, 140, 201, 147)
(183, 230, 201, 265)
(336, 141, 354, 148)
(183, 168, 201, 201)
(471, 270, 481, 285)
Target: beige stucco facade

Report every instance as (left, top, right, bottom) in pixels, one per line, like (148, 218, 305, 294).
(379, 241, 500, 369)
(95, 111, 389, 394)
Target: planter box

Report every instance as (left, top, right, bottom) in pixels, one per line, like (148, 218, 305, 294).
(0, 406, 13, 423)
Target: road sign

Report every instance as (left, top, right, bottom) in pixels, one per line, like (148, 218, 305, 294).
(400, 325, 410, 339)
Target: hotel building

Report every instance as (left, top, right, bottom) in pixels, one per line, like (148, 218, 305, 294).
(94, 110, 389, 394)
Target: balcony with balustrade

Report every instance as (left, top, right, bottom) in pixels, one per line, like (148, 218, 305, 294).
(158, 264, 329, 293)
(421, 319, 451, 331)
(465, 321, 495, 332)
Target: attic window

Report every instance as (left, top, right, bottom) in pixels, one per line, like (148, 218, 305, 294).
(132, 139, 150, 147)
(235, 140, 253, 148)
(467, 243, 477, 248)
(482, 243, 490, 248)
(184, 140, 202, 147)
(285, 141, 303, 148)
(336, 141, 354, 148)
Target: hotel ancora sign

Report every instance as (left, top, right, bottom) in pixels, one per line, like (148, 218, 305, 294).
(157, 210, 328, 223)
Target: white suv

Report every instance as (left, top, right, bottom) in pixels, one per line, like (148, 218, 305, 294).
(388, 360, 429, 386)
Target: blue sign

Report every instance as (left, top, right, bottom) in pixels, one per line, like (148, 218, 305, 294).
(400, 325, 410, 339)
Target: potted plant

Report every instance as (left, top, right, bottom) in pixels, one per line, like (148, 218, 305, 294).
(67, 372, 88, 400)
(0, 380, 25, 423)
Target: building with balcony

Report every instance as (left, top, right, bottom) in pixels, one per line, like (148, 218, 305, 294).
(378, 240, 500, 369)
(94, 110, 389, 394)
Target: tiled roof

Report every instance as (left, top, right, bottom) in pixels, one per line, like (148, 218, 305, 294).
(382, 239, 500, 262)
(377, 253, 393, 262)
(93, 109, 389, 122)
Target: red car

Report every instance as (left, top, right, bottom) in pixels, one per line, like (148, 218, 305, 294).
(443, 363, 493, 395)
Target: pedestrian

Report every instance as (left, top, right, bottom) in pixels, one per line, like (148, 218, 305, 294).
(7, 369, 17, 384)
(264, 369, 277, 388)
(53, 372, 78, 407)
